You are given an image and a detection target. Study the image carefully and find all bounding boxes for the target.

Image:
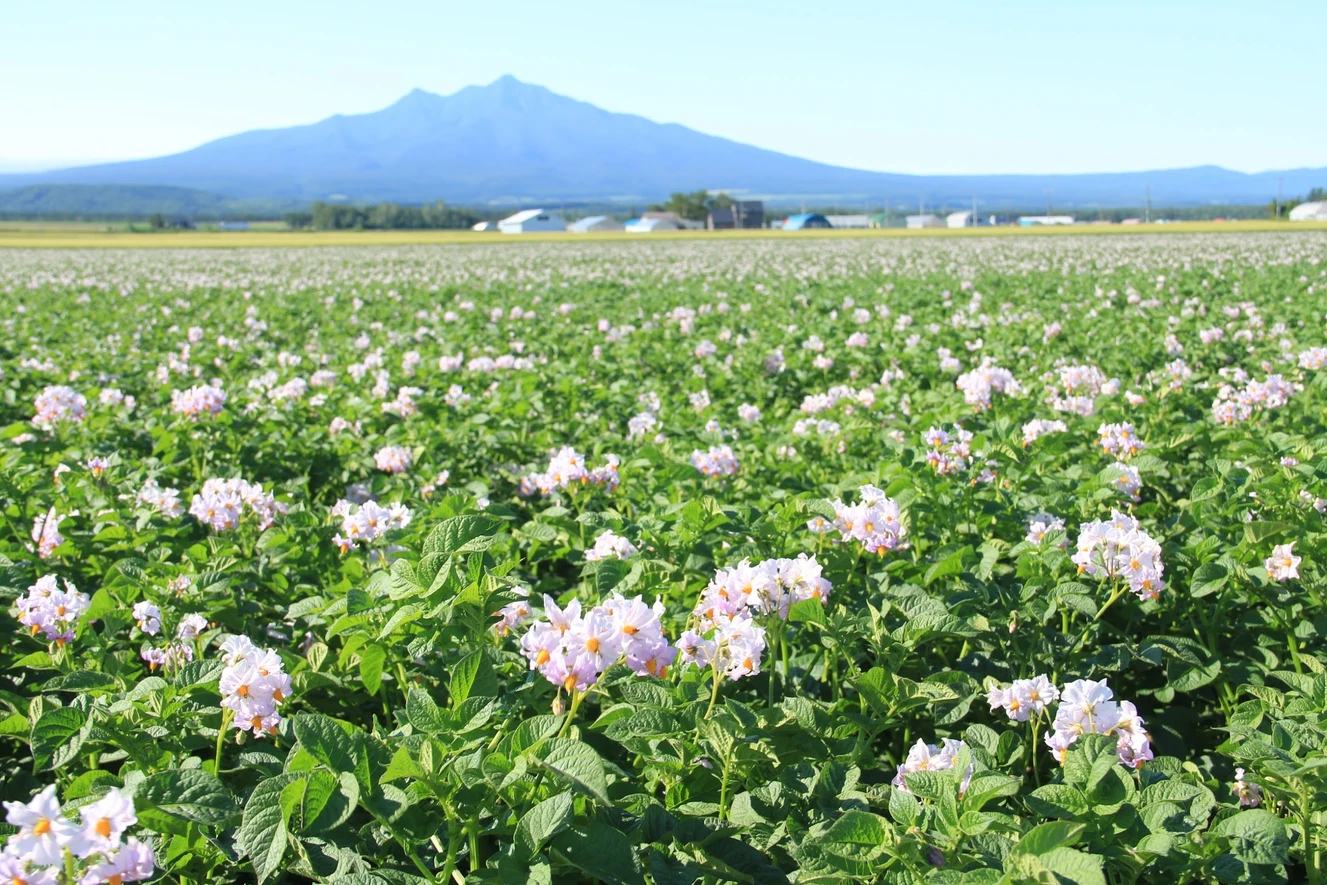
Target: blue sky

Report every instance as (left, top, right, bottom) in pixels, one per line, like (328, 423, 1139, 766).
(2, 0, 1320, 175)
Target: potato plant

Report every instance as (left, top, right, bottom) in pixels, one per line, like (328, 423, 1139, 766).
(2, 234, 1327, 884)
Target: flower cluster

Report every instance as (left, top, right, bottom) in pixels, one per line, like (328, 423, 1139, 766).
(190, 478, 281, 531)
(1044, 678, 1153, 770)
(690, 444, 739, 478)
(15, 575, 89, 644)
(134, 479, 183, 518)
(892, 739, 973, 794)
(986, 674, 1059, 721)
(219, 635, 293, 737)
(584, 529, 638, 561)
(331, 499, 412, 552)
(1072, 511, 1164, 601)
(170, 384, 226, 418)
(1044, 364, 1118, 415)
(1211, 374, 1295, 424)
(1097, 422, 1145, 458)
(1264, 543, 1301, 582)
(923, 425, 973, 475)
(822, 485, 908, 554)
(1022, 418, 1067, 445)
(519, 593, 674, 692)
(2, 785, 155, 885)
(30, 508, 66, 559)
(374, 445, 414, 475)
(33, 385, 88, 428)
(132, 601, 160, 635)
(1232, 768, 1263, 808)
(141, 642, 194, 671)
(1298, 347, 1327, 370)
(1108, 461, 1142, 501)
(1025, 514, 1066, 546)
(520, 447, 621, 495)
(956, 360, 1022, 410)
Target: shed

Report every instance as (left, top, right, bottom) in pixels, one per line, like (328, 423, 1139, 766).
(782, 213, 832, 230)
(825, 214, 870, 229)
(731, 200, 765, 229)
(1290, 201, 1327, 221)
(707, 207, 735, 230)
(946, 211, 976, 228)
(1018, 215, 1075, 226)
(569, 215, 624, 233)
(626, 216, 681, 233)
(471, 221, 496, 231)
(497, 209, 566, 234)
(905, 214, 943, 229)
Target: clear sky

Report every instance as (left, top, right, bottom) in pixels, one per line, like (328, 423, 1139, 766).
(2, 0, 1320, 175)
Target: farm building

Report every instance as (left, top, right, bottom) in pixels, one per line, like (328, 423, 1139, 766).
(905, 215, 943, 229)
(497, 209, 566, 234)
(626, 216, 681, 233)
(946, 211, 976, 228)
(825, 214, 870, 229)
(1290, 201, 1327, 221)
(781, 213, 832, 230)
(568, 215, 624, 233)
(707, 207, 736, 229)
(471, 221, 496, 231)
(1018, 215, 1075, 226)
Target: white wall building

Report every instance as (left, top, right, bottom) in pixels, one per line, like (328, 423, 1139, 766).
(497, 209, 566, 234)
(1018, 215, 1075, 226)
(825, 214, 870, 229)
(626, 217, 681, 233)
(946, 211, 977, 228)
(472, 221, 496, 231)
(905, 214, 944, 229)
(568, 215, 624, 233)
(1290, 201, 1327, 221)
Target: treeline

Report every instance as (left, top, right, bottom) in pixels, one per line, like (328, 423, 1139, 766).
(285, 201, 489, 230)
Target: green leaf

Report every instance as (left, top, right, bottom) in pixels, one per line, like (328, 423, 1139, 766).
(30, 706, 87, 772)
(823, 810, 890, 845)
(516, 791, 575, 858)
(41, 670, 117, 693)
(237, 774, 301, 884)
(788, 598, 827, 624)
(1026, 784, 1091, 819)
(449, 650, 493, 707)
(359, 643, 386, 696)
(406, 688, 449, 734)
(423, 515, 502, 557)
(1220, 809, 1291, 866)
(1012, 821, 1086, 857)
(534, 738, 610, 805)
(550, 822, 644, 885)
(137, 769, 238, 826)
(293, 713, 359, 775)
(1190, 561, 1228, 598)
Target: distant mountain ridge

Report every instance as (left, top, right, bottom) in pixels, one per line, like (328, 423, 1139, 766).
(1, 76, 1323, 208)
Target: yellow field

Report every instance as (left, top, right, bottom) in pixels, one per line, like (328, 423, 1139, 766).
(0, 219, 1324, 249)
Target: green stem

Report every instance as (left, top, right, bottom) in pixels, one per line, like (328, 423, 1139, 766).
(213, 708, 234, 775)
(1073, 584, 1128, 653)
(704, 664, 723, 719)
(556, 689, 584, 738)
(440, 813, 461, 885)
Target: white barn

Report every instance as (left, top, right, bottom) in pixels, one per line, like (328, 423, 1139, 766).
(626, 217, 681, 233)
(946, 211, 976, 228)
(905, 214, 943, 229)
(498, 209, 565, 234)
(1018, 215, 1075, 226)
(1290, 201, 1327, 221)
(471, 221, 496, 231)
(568, 215, 624, 233)
(825, 214, 870, 229)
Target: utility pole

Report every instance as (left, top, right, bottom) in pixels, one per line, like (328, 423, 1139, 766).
(972, 195, 977, 227)
(1145, 185, 1151, 224)
(1277, 176, 1283, 220)
(1044, 189, 1051, 217)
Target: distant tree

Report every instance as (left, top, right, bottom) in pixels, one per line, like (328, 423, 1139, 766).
(284, 211, 313, 230)
(1309, 187, 1327, 202)
(652, 190, 735, 221)
(148, 213, 166, 229)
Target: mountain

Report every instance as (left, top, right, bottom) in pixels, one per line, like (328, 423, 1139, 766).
(1, 76, 1323, 208)
(0, 184, 299, 218)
